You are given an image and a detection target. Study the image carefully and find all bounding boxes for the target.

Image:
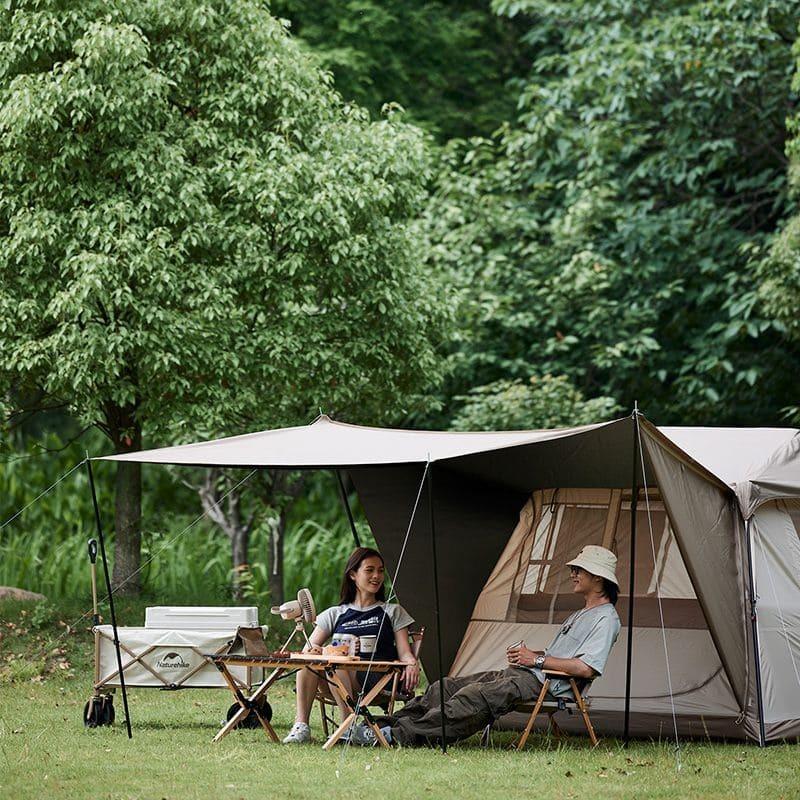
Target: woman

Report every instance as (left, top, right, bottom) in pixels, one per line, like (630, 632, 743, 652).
(283, 546, 420, 744)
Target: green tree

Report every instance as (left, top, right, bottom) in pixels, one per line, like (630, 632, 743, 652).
(450, 374, 618, 431)
(425, 0, 800, 426)
(758, 29, 800, 422)
(270, 0, 529, 140)
(0, 0, 450, 595)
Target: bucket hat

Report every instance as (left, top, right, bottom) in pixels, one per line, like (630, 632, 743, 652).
(566, 545, 618, 587)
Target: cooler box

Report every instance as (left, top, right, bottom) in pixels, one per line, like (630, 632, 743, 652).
(144, 606, 259, 630)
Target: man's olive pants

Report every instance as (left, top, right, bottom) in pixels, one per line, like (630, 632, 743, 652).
(388, 667, 543, 746)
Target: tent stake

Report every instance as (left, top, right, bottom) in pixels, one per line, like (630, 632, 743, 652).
(623, 409, 640, 747)
(86, 457, 133, 739)
(744, 516, 767, 746)
(335, 470, 361, 548)
(427, 463, 447, 753)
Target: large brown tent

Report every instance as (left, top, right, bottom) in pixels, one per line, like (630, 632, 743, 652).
(101, 413, 800, 743)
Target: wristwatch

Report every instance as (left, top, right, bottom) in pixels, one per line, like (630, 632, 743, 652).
(534, 654, 546, 669)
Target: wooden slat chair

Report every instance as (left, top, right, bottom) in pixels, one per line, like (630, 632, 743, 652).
(511, 669, 599, 749)
(316, 627, 425, 738)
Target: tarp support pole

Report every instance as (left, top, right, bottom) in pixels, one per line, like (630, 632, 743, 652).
(623, 410, 640, 747)
(86, 457, 133, 739)
(335, 470, 360, 548)
(744, 516, 767, 746)
(427, 463, 447, 753)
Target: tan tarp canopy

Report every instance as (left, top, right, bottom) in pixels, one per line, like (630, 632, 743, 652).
(100, 414, 800, 741)
(99, 415, 608, 468)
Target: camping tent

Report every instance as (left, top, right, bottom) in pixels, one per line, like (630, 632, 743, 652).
(99, 413, 800, 743)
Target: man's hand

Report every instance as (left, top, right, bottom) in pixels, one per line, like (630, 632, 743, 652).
(402, 661, 420, 693)
(507, 645, 543, 668)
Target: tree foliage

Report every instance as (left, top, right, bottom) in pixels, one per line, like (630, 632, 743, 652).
(0, 0, 451, 592)
(270, 0, 529, 140)
(450, 374, 618, 431)
(425, 0, 800, 426)
(759, 27, 800, 421)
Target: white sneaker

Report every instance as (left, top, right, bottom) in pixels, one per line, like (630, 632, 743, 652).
(282, 722, 311, 744)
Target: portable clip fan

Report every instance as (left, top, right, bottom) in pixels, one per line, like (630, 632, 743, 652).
(271, 588, 316, 651)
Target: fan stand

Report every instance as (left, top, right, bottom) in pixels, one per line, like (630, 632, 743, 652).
(278, 619, 312, 653)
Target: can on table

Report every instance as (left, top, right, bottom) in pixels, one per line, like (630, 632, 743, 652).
(330, 633, 358, 656)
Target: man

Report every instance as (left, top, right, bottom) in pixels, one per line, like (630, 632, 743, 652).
(352, 544, 621, 747)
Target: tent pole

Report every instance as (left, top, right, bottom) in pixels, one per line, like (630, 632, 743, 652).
(427, 463, 447, 753)
(744, 516, 767, 746)
(335, 470, 361, 547)
(86, 457, 132, 739)
(623, 408, 639, 747)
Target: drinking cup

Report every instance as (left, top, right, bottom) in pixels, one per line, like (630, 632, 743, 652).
(331, 633, 358, 656)
(359, 635, 378, 655)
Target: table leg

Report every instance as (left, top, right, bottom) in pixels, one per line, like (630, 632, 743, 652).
(353, 671, 394, 748)
(322, 670, 396, 750)
(321, 711, 357, 751)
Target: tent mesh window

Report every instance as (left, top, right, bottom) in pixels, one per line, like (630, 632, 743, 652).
(782, 500, 800, 540)
(512, 489, 704, 628)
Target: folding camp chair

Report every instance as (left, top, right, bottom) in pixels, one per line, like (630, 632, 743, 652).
(480, 668, 598, 749)
(316, 627, 425, 738)
(511, 669, 598, 749)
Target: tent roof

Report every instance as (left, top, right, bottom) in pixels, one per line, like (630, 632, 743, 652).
(97, 414, 614, 469)
(98, 414, 798, 488)
(659, 426, 798, 486)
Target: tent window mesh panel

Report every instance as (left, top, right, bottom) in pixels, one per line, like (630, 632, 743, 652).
(783, 500, 800, 542)
(514, 489, 705, 629)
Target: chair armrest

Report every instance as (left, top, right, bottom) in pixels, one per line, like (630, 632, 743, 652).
(542, 669, 593, 696)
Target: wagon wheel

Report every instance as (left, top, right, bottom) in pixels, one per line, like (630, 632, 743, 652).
(101, 694, 115, 726)
(83, 698, 100, 728)
(84, 694, 115, 727)
(83, 696, 103, 728)
(226, 696, 272, 729)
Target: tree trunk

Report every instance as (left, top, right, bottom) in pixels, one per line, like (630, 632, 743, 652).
(194, 469, 304, 605)
(197, 469, 257, 602)
(268, 510, 286, 606)
(230, 519, 250, 603)
(112, 423, 142, 596)
(263, 471, 305, 606)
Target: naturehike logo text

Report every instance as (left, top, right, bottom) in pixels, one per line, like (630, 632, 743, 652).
(156, 652, 191, 670)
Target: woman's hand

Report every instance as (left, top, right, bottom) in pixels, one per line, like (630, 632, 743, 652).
(402, 661, 420, 693)
(394, 626, 419, 693)
(506, 645, 542, 668)
(303, 629, 324, 655)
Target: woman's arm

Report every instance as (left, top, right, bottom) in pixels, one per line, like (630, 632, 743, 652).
(302, 625, 327, 654)
(394, 627, 420, 693)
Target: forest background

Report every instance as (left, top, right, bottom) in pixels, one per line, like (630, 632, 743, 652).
(2, 0, 800, 614)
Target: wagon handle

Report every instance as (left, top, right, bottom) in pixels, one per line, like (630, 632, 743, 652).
(88, 538, 101, 625)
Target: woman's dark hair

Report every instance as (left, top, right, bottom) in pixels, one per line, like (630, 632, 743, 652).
(601, 578, 619, 606)
(339, 547, 386, 604)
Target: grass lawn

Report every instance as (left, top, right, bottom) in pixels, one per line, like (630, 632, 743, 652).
(1, 599, 798, 800)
